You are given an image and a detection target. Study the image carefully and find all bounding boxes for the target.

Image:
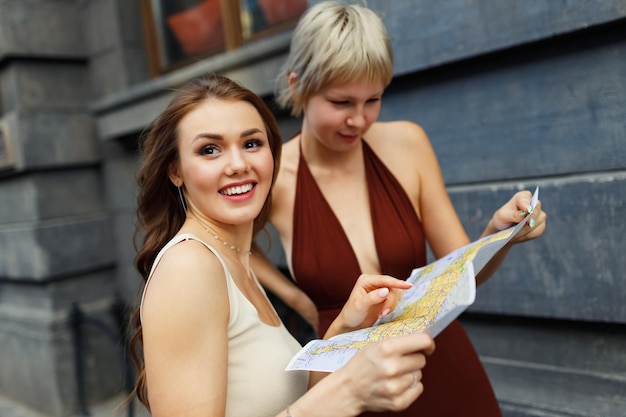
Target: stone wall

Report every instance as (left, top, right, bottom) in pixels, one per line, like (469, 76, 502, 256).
(0, 0, 147, 415)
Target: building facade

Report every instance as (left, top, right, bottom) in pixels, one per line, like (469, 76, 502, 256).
(0, 1, 624, 416)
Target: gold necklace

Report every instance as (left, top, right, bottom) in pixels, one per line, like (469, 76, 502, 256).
(194, 218, 252, 255)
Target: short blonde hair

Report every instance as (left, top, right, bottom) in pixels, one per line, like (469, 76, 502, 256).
(275, 1, 393, 116)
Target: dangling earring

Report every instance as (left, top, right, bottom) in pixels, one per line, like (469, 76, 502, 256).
(177, 186, 188, 213)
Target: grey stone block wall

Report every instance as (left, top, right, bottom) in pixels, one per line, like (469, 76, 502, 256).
(0, 0, 86, 59)
(0, 0, 142, 415)
(0, 170, 106, 223)
(100, 139, 143, 304)
(0, 272, 123, 416)
(462, 316, 626, 416)
(360, 0, 626, 75)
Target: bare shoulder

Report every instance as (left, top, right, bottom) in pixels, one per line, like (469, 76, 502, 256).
(151, 238, 226, 285)
(366, 121, 434, 167)
(371, 120, 427, 136)
(141, 239, 229, 326)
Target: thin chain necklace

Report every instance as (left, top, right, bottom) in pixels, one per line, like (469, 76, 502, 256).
(194, 218, 252, 256)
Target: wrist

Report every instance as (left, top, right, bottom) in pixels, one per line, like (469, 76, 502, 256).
(323, 315, 350, 339)
(291, 370, 361, 417)
(483, 217, 498, 237)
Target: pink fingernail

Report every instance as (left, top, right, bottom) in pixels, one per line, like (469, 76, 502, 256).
(378, 288, 389, 297)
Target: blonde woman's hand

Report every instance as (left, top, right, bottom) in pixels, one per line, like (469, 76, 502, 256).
(326, 274, 411, 338)
(488, 190, 547, 243)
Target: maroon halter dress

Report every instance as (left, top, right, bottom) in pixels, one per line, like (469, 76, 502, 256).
(291, 139, 502, 416)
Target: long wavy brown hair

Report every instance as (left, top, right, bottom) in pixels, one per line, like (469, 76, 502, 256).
(128, 74, 283, 410)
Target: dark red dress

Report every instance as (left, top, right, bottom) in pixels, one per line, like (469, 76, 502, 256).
(291, 139, 502, 416)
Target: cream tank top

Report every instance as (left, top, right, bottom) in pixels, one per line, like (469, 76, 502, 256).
(141, 234, 309, 417)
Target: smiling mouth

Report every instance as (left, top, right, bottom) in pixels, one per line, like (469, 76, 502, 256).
(220, 183, 254, 196)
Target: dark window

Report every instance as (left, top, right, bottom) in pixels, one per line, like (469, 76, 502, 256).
(141, 0, 307, 75)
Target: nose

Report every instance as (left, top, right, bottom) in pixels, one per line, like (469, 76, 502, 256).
(225, 149, 250, 176)
(346, 109, 366, 128)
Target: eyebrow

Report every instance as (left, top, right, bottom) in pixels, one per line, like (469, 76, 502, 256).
(240, 128, 263, 137)
(193, 128, 264, 142)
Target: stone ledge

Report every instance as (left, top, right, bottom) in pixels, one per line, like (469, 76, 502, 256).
(0, 1, 86, 58)
(0, 215, 114, 280)
(486, 358, 626, 417)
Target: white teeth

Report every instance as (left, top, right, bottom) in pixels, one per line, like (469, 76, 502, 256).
(221, 183, 253, 196)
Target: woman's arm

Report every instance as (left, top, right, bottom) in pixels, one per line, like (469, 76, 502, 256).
(410, 126, 472, 259)
(141, 241, 230, 417)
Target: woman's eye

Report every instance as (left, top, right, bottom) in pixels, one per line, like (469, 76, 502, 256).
(330, 100, 349, 106)
(244, 139, 263, 150)
(199, 144, 219, 155)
